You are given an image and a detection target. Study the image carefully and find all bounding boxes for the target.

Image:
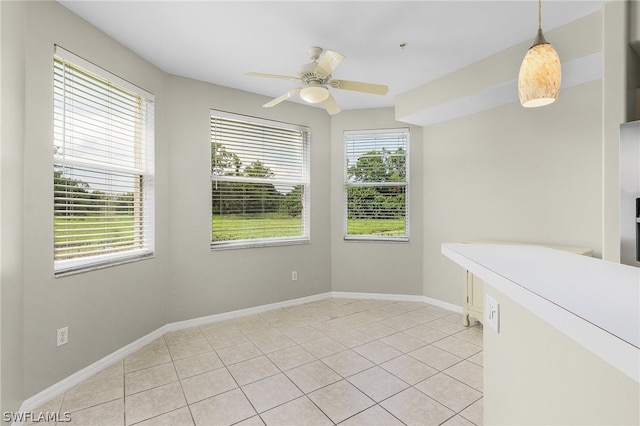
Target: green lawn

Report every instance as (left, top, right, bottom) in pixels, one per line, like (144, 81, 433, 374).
(212, 214, 303, 241)
(347, 218, 406, 236)
(54, 215, 137, 258)
(55, 215, 406, 251)
(212, 214, 406, 241)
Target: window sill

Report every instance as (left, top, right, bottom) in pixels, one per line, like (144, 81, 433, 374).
(54, 250, 155, 278)
(211, 237, 310, 251)
(344, 236, 410, 243)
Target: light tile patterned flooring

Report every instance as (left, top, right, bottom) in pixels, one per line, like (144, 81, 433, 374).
(31, 298, 483, 426)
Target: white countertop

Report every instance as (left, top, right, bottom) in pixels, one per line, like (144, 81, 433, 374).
(442, 242, 640, 382)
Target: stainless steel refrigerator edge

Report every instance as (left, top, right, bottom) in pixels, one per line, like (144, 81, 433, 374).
(620, 120, 640, 267)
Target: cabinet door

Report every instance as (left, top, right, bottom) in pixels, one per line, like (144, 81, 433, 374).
(464, 272, 484, 325)
(469, 274, 484, 312)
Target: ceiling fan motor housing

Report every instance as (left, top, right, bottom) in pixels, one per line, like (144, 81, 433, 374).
(299, 62, 329, 85)
(248, 45, 387, 115)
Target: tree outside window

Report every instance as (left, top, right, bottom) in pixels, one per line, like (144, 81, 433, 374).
(344, 129, 409, 240)
(211, 112, 309, 248)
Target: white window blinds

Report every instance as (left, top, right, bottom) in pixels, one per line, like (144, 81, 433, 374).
(211, 111, 310, 248)
(53, 46, 155, 274)
(344, 128, 409, 240)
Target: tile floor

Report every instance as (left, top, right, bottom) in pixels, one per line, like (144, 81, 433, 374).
(31, 298, 483, 426)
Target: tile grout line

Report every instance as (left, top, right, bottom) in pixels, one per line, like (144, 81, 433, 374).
(39, 299, 483, 426)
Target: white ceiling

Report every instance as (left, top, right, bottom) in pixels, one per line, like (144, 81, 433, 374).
(57, 0, 608, 112)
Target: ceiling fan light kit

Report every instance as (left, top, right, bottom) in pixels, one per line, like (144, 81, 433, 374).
(518, 0, 562, 108)
(300, 85, 330, 103)
(246, 46, 389, 115)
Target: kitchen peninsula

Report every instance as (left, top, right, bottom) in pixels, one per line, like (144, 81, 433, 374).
(442, 242, 640, 425)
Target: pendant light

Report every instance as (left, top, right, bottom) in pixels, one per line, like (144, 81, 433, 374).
(518, 0, 561, 107)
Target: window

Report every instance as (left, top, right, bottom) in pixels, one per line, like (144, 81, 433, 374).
(53, 46, 155, 275)
(344, 128, 409, 241)
(211, 111, 310, 248)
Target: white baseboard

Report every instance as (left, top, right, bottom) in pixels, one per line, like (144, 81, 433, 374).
(332, 291, 463, 314)
(17, 291, 459, 418)
(17, 292, 332, 416)
(17, 327, 168, 417)
(423, 296, 463, 314)
(163, 292, 332, 332)
(331, 291, 426, 303)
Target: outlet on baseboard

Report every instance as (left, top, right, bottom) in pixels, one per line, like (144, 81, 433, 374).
(291, 271, 298, 281)
(57, 327, 68, 347)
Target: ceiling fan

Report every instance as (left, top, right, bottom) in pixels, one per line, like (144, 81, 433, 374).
(246, 46, 389, 115)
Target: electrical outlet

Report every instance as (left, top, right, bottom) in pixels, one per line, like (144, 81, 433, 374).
(291, 271, 298, 281)
(485, 294, 500, 333)
(57, 327, 68, 347)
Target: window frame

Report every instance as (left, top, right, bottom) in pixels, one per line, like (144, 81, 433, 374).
(343, 128, 410, 242)
(210, 110, 310, 250)
(53, 46, 155, 276)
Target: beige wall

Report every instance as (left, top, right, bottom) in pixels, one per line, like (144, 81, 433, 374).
(1, 0, 27, 416)
(602, 1, 629, 262)
(411, 5, 638, 306)
(395, 10, 603, 126)
(330, 109, 424, 296)
(484, 283, 639, 425)
(421, 81, 604, 306)
(5, 0, 334, 401)
(19, 2, 171, 397)
(631, 0, 640, 54)
(166, 75, 332, 322)
(0, 0, 633, 414)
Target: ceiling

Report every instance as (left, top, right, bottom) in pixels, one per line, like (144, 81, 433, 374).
(57, 1, 608, 112)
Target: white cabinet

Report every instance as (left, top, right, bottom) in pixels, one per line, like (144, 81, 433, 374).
(461, 242, 593, 327)
(463, 271, 484, 326)
(442, 242, 640, 425)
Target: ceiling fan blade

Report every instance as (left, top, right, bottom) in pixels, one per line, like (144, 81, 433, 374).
(321, 93, 341, 115)
(246, 72, 300, 81)
(263, 88, 301, 108)
(330, 79, 388, 95)
(314, 50, 345, 78)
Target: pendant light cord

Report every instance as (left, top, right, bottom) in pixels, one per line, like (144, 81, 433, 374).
(538, 0, 542, 30)
(532, 0, 546, 46)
